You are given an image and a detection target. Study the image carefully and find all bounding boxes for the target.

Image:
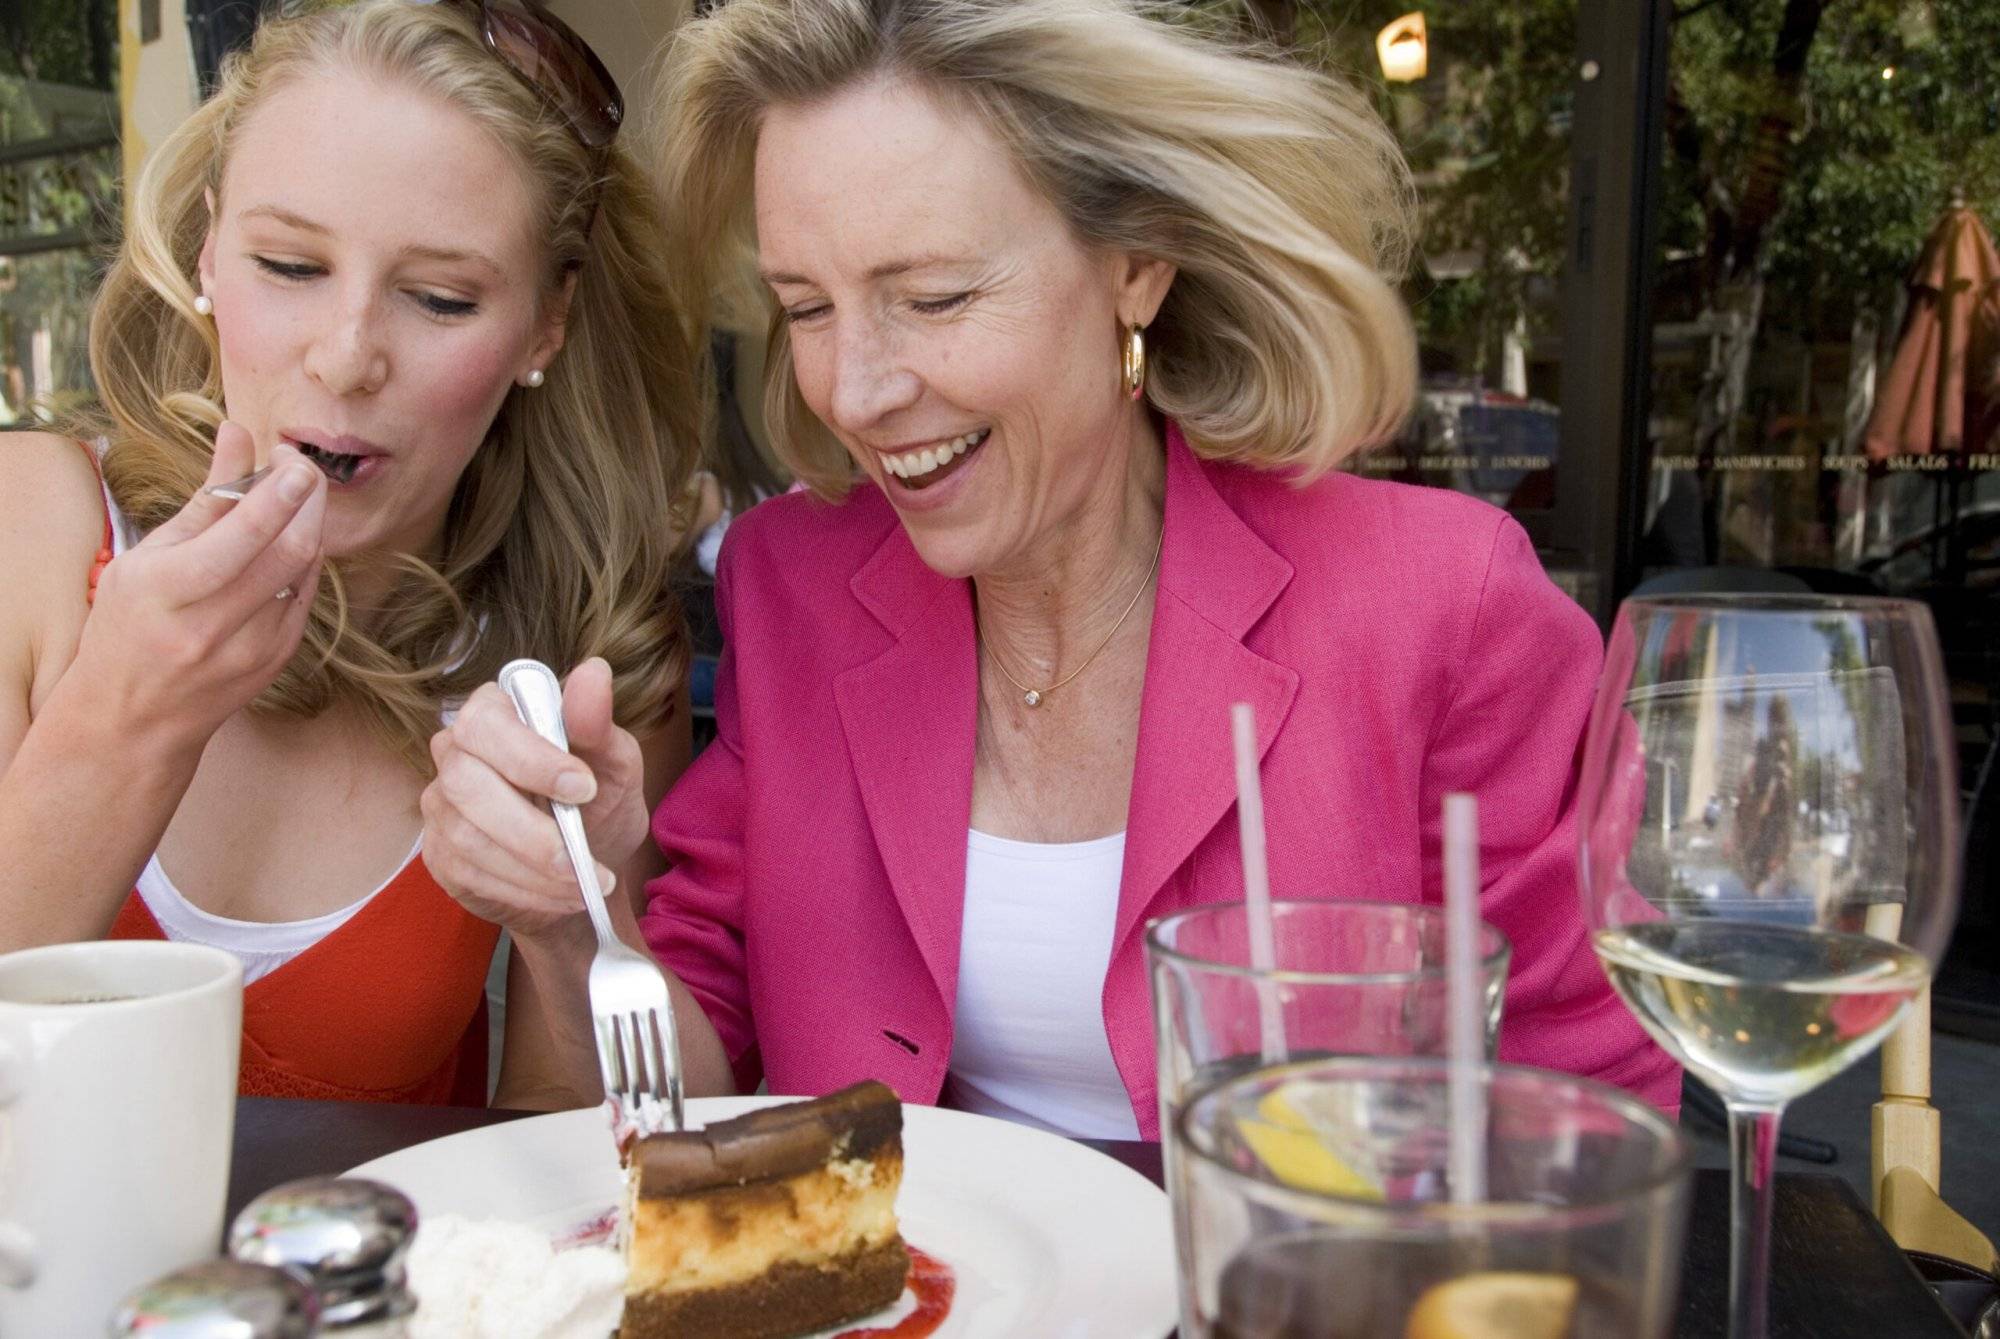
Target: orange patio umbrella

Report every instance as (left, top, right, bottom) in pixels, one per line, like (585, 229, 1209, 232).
(1862, 203, 2000, 461)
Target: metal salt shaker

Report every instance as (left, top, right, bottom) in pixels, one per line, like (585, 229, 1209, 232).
(109, 1258, 319, 1338)
(228, 1177, 418, 1336)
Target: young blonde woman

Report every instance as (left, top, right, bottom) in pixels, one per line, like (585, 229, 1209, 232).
(0, 0, 701, 1108)
(427, 0, 1678, 1134)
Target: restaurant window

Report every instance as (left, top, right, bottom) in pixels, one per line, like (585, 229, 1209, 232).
(1639, 0, 2000, 1024)
(1642, 0, 1999, 585)
(1241, 2, 1658, 619)
(1284, 5, 1581, 578)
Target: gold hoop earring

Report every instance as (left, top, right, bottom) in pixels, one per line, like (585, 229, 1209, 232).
(1121, 323, 1147, 401)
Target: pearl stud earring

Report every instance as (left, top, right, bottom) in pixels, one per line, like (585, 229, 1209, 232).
(525, 368, 545, 388)
(193, 295, 213, 316)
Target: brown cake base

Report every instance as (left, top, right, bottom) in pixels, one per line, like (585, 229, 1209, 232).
(619, 1238, 910, 1339)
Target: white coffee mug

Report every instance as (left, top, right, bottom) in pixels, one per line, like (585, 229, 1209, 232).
(0, 941, 242, 1333)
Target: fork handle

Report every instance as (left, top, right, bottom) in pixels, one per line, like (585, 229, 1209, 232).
(499, 659, 619, 950)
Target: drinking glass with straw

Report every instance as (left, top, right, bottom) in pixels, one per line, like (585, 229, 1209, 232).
(1149, 708, 1512, 1112)
(1166, 790, 1691, 1339)
(1170, 1051, 1691, 1338)
(1150, 710, 1514, 1330)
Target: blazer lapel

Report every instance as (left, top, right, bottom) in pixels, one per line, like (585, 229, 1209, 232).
(1114, 432, 1300, 958)
(834, 524, 979, 1018)
(829, 433, 1300, 1017)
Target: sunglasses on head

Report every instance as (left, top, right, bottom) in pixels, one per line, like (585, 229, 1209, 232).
(423, 0, 623, 150)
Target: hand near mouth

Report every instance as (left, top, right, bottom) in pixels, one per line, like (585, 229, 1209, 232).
(70, 420, 329, 750)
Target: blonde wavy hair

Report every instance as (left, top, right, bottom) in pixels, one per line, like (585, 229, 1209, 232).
(79, 0, 702, 767)
(658, 0, 1417, 496)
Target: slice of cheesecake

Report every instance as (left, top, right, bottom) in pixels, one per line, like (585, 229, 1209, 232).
(619, 1081, 909, 1339)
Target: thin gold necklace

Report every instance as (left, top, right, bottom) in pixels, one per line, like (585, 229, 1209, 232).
(981, 527, 1165, 709)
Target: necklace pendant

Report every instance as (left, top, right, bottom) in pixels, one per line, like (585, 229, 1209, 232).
(1023, 689, 1042, 708)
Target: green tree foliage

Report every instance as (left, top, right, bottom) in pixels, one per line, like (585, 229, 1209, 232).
(1230, 2, 2000, 377)
(1776, 1, 1996, 321)
(1662, 0, 2000, 334)
(0, 0, 117, 91)
(1286, 2, 1577, 378)
(0, 0, 119, 421)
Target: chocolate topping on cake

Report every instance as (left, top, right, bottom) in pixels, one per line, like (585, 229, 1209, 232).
(634, 1081, 902, 1198)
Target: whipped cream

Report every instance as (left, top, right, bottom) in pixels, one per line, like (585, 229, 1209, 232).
(407, 1214, 623, 1339)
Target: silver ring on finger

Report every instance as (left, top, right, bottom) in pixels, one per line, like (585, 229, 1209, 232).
(274, 585, 294, 601)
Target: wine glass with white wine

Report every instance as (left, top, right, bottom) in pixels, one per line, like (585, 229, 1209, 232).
(1577, 594, 1960, 1339)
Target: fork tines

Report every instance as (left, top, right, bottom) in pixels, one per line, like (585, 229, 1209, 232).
(603, 1006, 683, 1134)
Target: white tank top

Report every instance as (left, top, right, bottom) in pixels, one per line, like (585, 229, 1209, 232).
(947, 828, 1141, 1140)
(99, 472, 413, 983)
(135, 840, 421, 984)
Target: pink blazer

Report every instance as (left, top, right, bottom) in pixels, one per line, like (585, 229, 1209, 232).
(643, 426, 1680, 1135)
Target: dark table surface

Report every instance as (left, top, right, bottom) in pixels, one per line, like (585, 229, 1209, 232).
(231, 1097, 1966, 1339)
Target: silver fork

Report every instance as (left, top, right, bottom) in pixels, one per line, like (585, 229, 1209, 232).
(500, 658, 684, 1133)
(205, 450, 363, 501)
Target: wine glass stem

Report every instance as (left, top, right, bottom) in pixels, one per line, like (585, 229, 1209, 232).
(1725, 1100, 1784, 1339)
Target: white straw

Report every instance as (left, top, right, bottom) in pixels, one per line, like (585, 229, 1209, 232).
(1443, 792, 1487, 1205)
(1231, 703, 1287, 1065)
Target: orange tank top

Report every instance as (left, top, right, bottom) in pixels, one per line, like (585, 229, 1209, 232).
(80, 441, 500, 1105)
(109, 869, 499, 1105)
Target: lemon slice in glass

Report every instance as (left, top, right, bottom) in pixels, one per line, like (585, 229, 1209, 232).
(1402, 1271, 1580, 1339)
(1236, 1083, 1383, 1201)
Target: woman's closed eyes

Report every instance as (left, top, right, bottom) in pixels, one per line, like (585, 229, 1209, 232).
(781, 290, 976, 326)
(249, 253, 481, 319)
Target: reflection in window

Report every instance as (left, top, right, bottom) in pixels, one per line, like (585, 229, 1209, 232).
(1251, 5, 1577, 513)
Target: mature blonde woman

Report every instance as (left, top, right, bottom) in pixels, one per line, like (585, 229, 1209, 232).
(427, 0, 1678, 1135)
(0, 0, 701, 1108)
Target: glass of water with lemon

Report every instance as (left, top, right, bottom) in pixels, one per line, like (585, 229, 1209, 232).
(1147, 901, 1511, 1121)
(1148, 901, 1513, 1330)
(1173, 1056, 1690, 1339)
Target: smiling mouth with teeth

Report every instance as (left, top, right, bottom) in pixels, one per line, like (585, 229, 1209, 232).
(294, 441, 363, 484)
(880, 429, 989, 490)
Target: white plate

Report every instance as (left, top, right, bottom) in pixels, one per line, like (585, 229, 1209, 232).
(348, 1097, 1177, 1338)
